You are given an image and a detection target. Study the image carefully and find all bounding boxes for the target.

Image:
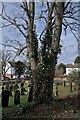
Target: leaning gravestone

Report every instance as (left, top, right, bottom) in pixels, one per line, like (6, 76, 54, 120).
(2, 89, 9, 107)
(20, 82, 25, 95)
(28, 84, 33, 102)
(20, 82, 24, 87)
(14, 90, 20, 105)
(21, 87, 25, 95)
(14, 84, 19, 92)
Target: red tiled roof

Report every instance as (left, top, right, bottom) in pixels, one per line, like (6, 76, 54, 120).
(66, 63, 80, 68)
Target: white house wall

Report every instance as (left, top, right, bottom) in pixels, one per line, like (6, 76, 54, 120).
(5, 62, 15, 75)
(66, 68, 80, 75)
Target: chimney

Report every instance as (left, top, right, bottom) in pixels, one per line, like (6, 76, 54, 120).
(72, 61, 74, 65)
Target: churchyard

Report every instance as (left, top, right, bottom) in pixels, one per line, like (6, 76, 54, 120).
(1, 80, 79, 119)
(1, 80, 78, 107)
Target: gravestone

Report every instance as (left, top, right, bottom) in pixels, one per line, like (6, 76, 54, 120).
(14, 90, 20, 105)
(63, 81, 66, 87)
(20, 82, 24, 87)
(2, 90, 9, 107)
(5, 83, 9, 90)
(9, 85, 13, 96)
(21, 87, 25, 95)
(28, 84, 33, 102)
(14, 84, 19, 92)
(20, 82, 25, 95)
(56, 84, 58, 96)
(2, 86, 4, 91)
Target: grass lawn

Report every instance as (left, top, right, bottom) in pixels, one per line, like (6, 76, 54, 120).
(7, 83, 78, 107)
(1, 82, 79, 119)
(53, 84, 78, 97)
(9, 95, 28, 107)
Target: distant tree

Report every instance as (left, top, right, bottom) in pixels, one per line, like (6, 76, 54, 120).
(14, 61, 26, 78)
(57, 63, 66, 74)
(67, 70, 79, 92)
(74, 56, 80, 63)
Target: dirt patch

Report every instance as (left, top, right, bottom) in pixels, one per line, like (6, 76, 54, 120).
(2, 92, 79, 119)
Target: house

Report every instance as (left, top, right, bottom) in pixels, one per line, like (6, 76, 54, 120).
(1, 61, 15, 80)
(66, 63, 80, 75)
(54, 62, 80, 83)
(6, 61, 17, 79)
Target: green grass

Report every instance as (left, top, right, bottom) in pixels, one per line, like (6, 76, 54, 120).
(1, 82, 78, 107)
(9, 96, 14, 107)
(53, 84, 78, 97)
(1, 82, 79, 119)
(8, 94, 28, 107)
(58, 86, 71, 96)
(20, 95, 28, 105)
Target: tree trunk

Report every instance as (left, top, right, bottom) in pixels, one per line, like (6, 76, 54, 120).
(33, 64, 55, 103)
(23, 1, 38, 102)
(30, 2, 64, 104)
(22, 1, 64, 104)
(32, 52, 56, 103)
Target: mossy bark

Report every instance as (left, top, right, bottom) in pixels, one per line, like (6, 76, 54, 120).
(31, 60, 56, 103)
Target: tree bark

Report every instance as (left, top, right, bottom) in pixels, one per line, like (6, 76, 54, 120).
(32, 2, 64, 104)
(22, 1, 38, 102)
(33, 65, 55, 103)
(22, 1, 64, 103)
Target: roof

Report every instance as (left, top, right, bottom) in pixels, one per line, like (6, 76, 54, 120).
(66, 63, 80, 68)
(8, 61, 16, 67)
(55, 74, 68, 78)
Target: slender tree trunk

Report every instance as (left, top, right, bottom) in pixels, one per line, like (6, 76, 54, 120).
(23, 1, 38, 101)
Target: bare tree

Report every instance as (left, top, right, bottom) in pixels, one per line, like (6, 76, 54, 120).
(0, 1, 80, 103)
(1, 48, 12, 80)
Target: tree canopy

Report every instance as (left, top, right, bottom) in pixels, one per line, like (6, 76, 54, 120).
(14, 61, 26, 78)
(57, 63, 66, 74)
(74, 56, 80, 63)
(67, 70, 79, 83)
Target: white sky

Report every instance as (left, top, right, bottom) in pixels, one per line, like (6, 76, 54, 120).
(58, 34, 78, 64)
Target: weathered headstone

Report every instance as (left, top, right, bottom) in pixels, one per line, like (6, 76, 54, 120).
(14, 84, 19, 92)
(9, 85, 13, 96)
(2, 90, 9, 107)
(2, 86, 4, 91)
(5, 83, 9, 90)
(20, 82, 25, 95)
(56, 84, 58, 96)
(63, 81, 66, 87)
(20, 82, 24, 87)
(14, 90, 20, 105)
(28, 84, 33, 102)
(21, 87, 25, 95)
